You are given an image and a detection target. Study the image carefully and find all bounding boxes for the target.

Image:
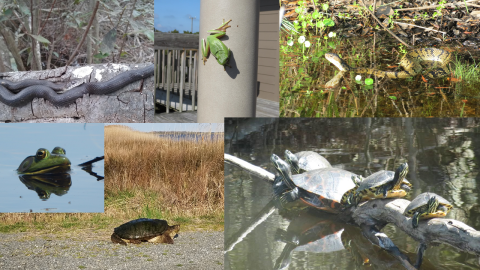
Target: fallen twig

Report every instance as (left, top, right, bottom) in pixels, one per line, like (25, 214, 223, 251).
(360, 0, 412, 48)
(394, 22, 447, 35)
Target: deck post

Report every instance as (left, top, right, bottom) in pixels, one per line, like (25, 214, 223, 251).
(197, 0, 259, 123)
(166, 50, 171, 114)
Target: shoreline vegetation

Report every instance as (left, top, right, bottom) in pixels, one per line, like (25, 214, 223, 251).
(0, 125, 224, 234)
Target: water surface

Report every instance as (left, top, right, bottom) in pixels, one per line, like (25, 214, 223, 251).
(225, 118, 480, 270)
(0, 123, 104, 213)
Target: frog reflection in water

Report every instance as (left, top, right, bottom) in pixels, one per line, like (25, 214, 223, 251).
(17, 147, 71, 174)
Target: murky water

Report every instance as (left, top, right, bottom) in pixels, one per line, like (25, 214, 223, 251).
(0, 124, 104, 213)
(225, 118, 480, 270)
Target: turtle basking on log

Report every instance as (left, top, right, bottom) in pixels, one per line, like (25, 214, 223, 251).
(111, 218, 180, 245)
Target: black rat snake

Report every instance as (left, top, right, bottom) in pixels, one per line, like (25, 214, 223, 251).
(325, 48, 452, 87)
(0, 64, 153, 107)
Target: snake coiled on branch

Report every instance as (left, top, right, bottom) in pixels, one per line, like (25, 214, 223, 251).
(0, 64, 154, 107)
(325, 48, 452, 87)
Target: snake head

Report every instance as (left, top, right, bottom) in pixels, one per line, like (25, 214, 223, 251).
(325, 53, 350, 72)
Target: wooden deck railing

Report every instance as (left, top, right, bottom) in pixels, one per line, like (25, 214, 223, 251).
(154, 48, 199, 113)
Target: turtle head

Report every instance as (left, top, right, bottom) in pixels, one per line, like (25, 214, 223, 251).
(284, 150, 300, 174)
(400, 183, 412, 193)
(426, 196, 439, 214)
(393, 163, 409, 189)
(271, 154, 294, 189)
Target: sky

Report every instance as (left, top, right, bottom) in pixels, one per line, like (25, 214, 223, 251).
(154, 0, 200, 33)
(104, 123, 223, 132)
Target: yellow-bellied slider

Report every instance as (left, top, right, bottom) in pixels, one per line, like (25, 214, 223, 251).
(271, 154, 360, 213)
(404, 192, 452, 228)
(284, 150, 332, 174)
(354, 163, 411, 205)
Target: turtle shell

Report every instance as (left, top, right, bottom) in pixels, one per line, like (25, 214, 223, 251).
(288, 150, 332, 172)
(404, 192, 452, 218)
(291, 168, 358, 206)
(113, 218, 170, 240)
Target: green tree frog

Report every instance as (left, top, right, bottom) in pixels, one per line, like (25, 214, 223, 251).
(202, 19, 232, 69)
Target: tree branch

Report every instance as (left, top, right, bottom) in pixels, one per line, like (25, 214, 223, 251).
(64, 0, 100, 68)
(224, 154, 274, 183)
(353, 198, 480, 254)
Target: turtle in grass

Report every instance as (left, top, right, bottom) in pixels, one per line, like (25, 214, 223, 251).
(111, 218, 180, 245)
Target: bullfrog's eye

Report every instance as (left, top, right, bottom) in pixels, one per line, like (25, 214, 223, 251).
(52, 147, 66, 155)
(36, 149, 47, 159)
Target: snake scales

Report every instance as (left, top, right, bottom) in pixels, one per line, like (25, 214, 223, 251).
(325, 48, 452, 87)
(0, 64, 153, 107)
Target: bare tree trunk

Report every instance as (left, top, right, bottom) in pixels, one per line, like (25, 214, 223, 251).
(0, 27, 26, 71)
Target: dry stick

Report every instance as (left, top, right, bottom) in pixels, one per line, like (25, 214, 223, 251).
(360, 90, 377, 116)
(224, 154, 274, 183)
(349, 87, 360, 115)
(394, 22, 446, 35)
(360, 0, 412, 48)
(30, 0, 42, 70)
(437, 89, 455, 115)
(64, 0, 100, 68)
(29, 0, 37, 70)
(46, 38, 56, 70)
(11, 8, 36, 69)
(117, 0, 139, 63)
(406, 87, 415, 114)
(383, 87, 403, 116)
(373, 32, 378, 113)
(401, 98, 409, 116)
(38, 0, 57, 34)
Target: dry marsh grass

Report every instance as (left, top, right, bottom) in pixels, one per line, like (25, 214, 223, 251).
(104, 125, 224, 219)
(0, 125, 224, 233)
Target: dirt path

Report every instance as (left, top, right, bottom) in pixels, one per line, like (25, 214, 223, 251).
(0, 230, 223, 270)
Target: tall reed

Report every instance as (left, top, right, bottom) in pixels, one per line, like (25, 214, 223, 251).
(104, 125, 224, 218)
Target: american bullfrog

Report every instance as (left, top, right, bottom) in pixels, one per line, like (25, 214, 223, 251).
(17, 147, 71, 174)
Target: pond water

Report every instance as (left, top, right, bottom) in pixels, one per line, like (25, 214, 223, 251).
(0, 123, 104, 213)
(225, 118, 480, 270)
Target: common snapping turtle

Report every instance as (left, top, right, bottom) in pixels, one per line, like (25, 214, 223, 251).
(111, 218, 180, 245)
